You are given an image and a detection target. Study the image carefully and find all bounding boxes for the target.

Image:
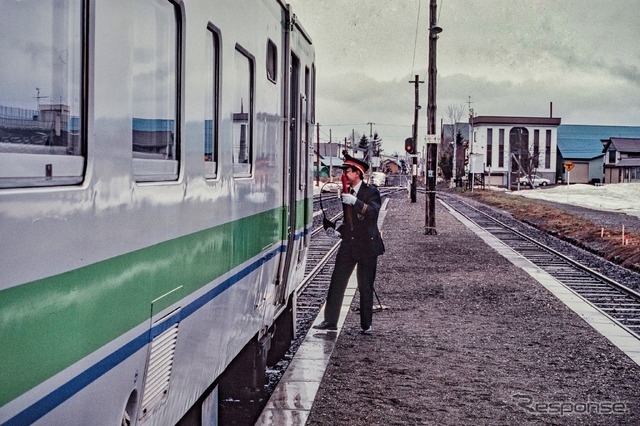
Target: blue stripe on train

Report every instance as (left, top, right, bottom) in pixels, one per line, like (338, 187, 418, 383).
(4, 234, 306, 425)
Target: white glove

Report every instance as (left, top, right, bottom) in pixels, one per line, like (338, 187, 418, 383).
(325, 228, 341, 238)
(341, 193, 357, 205)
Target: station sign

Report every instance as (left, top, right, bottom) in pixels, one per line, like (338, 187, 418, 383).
(426, 134, 440, 144)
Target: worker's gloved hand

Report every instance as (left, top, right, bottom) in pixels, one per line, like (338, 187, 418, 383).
(325, 228, 341, 238)
(341, 193, 357, 205)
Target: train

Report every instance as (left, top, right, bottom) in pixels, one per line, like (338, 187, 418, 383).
(0, 1, 315, 424)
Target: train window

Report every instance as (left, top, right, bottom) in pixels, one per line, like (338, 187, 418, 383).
(266, 39, 277, 84)
(0, 0, 85, 188)
(204, 25, 220, 179)
(132, 0, 181, 182)
(232, 46, 254, 177)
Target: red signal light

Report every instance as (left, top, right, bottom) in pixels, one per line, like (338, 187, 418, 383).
(405, 137, 415, 154)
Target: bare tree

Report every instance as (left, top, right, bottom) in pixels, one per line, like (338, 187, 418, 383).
(447, 104, 465, 186)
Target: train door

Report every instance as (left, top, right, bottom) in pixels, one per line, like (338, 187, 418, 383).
(275, 52, 300, 306)
(297, 66, 311, 264)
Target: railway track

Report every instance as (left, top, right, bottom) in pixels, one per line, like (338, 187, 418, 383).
(439, 193, 640, 339)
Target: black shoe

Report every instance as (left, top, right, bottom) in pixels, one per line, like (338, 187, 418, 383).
(360, 326, 372, 335)
(313, 321, 337, 330)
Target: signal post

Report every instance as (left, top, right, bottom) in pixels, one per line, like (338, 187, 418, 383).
(408, 75, 423, 203)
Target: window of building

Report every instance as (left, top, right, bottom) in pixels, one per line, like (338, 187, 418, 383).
(132, 0, 181, 182)
(266, 39, 278, 84)
(608, 149, 617, 163)
(486, 128, 493, 167)
(204, 25, 220, 179)
(545, 129, 551, 169)
(498, 129, 505, 168)
(0, 0, 85, 188)
(533, 129, 540, 168)
(233, 46, 254, 177)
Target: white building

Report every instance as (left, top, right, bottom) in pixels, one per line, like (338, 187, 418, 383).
(470, 115, 561, 187)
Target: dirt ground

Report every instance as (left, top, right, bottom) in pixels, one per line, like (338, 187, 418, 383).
(305, 192, 640, 425)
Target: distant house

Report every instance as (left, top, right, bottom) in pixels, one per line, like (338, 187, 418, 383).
(381, 159, 401, 174)
(602, 138, 640, 183)
(556, 125, 606, 184)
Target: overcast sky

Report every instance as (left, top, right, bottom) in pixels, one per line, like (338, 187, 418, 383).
(287, 0, 640, 154)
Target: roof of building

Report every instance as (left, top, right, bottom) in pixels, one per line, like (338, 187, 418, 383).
(473, 115, 561, 126)
(604, 138, 640, 153)
(615, 158, 640, 167)
(558, 125, 640, 160)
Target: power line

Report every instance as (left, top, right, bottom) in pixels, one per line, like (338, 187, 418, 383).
(410, 0, 422, 77)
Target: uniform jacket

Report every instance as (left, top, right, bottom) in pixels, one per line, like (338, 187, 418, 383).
(337, 182, 385, 259)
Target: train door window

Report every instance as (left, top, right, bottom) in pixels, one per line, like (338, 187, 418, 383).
(299, 67, 310, 190)
(311, 64, 316, 124)
(232, 46, 254, 177)
(204, 25, 221, 179)
(132, 0, 181, 182)
(266, 39, 277, 84)
(0, 0, 85, 189)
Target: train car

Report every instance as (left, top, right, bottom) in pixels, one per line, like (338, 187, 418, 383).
(0, 1, 315, 424)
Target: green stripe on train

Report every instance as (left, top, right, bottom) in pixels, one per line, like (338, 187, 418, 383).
(0, 201, 309, 408)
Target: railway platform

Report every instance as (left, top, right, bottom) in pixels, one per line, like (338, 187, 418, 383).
(257, 191, 640, 425)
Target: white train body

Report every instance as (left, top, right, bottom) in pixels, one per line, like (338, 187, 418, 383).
(0, 1, 315, 424)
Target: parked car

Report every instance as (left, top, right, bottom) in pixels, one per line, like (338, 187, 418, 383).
(370, 172, 386, 187)
(518, 174, 551, 187)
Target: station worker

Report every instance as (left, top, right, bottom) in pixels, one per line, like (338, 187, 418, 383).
(314, 155, 385, 334)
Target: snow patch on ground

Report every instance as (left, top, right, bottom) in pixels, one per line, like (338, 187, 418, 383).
(511, 183, 640, 218)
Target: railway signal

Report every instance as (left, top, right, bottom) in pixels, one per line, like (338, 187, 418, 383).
(405, 137, 416, 154)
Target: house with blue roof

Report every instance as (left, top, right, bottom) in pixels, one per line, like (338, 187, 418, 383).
(557, 125, 640, 184)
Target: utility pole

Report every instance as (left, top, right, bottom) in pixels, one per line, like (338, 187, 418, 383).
(425, 0, 442, 235)
(467, 96, 474, 152)
(409, 75, 424, 203)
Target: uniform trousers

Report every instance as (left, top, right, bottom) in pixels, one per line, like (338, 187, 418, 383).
(323, 246, 378, 330)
